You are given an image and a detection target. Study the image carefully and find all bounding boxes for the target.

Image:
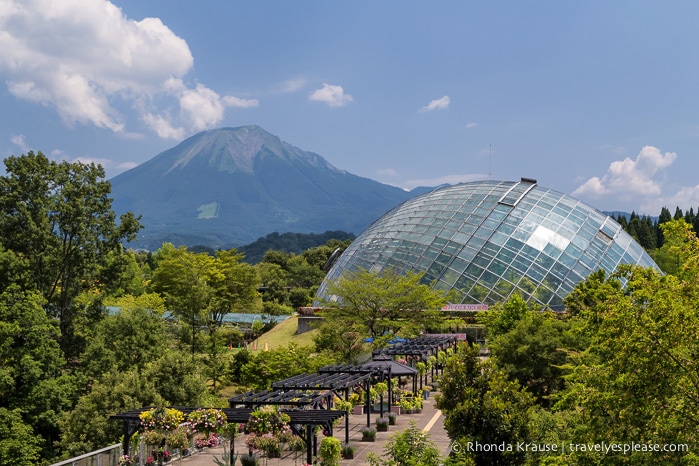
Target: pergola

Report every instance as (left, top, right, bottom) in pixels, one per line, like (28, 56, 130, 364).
(228, 388, 330, 409)
(372, 334, 459, 384)
(271, 369, 375, 439)
(111, 406, 345, 465)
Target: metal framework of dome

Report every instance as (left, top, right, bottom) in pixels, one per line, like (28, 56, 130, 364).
(317, 179, 659, 310)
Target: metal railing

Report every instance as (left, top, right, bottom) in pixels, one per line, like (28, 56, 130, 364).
(50, 444, 122, 466)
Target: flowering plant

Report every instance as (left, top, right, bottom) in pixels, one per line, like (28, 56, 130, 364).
(247, 406, 290, 436)
(145, 457, 155, 466)
(140, 407, 185, 433)
(194, 434, 208, 449)
(187, 408, 227, 435)
(153, 449, 170, 461)
(141, 429, 166, 447)
(166, 425, 190, 451)
(118, 455, 135, 466)
(255, 433, 281, 457)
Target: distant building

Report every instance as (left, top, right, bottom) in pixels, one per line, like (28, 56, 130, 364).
(316, 179, 659, 311)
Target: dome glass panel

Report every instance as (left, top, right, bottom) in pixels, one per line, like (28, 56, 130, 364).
(316, 180, 660, 310)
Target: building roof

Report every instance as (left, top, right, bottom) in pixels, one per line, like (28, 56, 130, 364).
(317, 179, 659, 310)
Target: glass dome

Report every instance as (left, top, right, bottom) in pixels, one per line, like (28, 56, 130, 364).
(317, 179, 659, 310)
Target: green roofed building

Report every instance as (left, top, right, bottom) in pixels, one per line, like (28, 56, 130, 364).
(316, 179, 659, 311)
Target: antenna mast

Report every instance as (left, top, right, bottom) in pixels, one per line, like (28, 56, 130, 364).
(489, 143, 492, 180)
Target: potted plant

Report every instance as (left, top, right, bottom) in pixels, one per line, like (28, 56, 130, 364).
(341, 444, 355, 460)
(288, 435, 306, 452)
(416, 361, 427, 388)
(414, 395, 423, 413)
(239, 453, 259, 466)
(360, 426, 377, 442)
(166, 425, 190, 459)
(349, 392, 364, 414)
(118, 455, 135, 466)
(387, 412, 397, 426)
(375, 417, 389, 432)
(318, 436, 342, 466)
(423, 385, 433, 399)
(255, 434, 281, 458)
(372, 382, 389, 413)
(399, 398, 413, 414)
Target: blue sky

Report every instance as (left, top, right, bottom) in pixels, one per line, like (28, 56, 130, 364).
(1, 1, 698, 215)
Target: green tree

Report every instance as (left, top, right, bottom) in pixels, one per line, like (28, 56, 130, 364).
(58, 370, 164, 457)
(313, 319, 366, 364)
(143, 351, 207, 406)
(0, 282, 78, 459)
(0, 408, 42, 466)
(488, 312, 583, 407)
(651, 219, 696, 276)
(0, 151, 141, 356)
(81, 295, 169, 379)
(368, 420, 442, 466)
(436, 343, 534, 466)
(152, 244, 213, 355)
(482, 293, 531, 339)
(557, 260, 699, 464)
(240, 344, 336, 390)
(208, 249, 261, 325)
(322, 268, 446, 339)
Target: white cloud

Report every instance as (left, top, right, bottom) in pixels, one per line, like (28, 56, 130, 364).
(141, 112, 185, 140)
(10, 134, 29, 152)
(465, 122, 478, 129)
(640, 185, 699, 214)
(573, 146, 677, 200)
(421, 96, 450, 112)
(0, 0, 255, 139)
(223, 95, 260, 109)
(309, 83, 353, 107)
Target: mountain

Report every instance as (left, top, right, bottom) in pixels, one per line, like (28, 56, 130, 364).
(110, 126, 419, 250)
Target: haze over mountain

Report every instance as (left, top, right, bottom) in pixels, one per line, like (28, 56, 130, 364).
(110, 126, 423, 250)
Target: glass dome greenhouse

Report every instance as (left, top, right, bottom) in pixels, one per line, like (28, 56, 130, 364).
(317, 179, 659, 310)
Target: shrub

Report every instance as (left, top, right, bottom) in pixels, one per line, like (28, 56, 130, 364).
(239, 453, 259, 466)
(341, 444, 355, 459)
(318, 437, 342, 466)
(370, 420, 442, 466)
(361, 426, 377, 440)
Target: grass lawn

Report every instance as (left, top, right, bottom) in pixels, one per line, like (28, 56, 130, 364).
(250, 315, 317, 351)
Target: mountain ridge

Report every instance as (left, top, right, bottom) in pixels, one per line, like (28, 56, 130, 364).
(110, 126, 421, 250)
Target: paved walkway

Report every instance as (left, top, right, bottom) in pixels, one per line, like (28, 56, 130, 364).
(177, 392, 450, 465)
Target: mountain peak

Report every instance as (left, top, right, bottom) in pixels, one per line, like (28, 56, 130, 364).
(167, 125, 286, 174)
(110, 125, 419, 249)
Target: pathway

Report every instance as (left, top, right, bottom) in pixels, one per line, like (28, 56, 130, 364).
(176, 393, 450, 465)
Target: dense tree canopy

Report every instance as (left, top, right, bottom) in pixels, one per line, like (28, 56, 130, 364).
(321, 267, 447, 339)
(0, 151, 141, 356)
(436, 343, 535, 466)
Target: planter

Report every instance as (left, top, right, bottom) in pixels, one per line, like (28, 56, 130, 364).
(376, 424, 388, 432)
(342, 452, 355, 459)
(371, 403, 390, 413)
(390, 405, 401, 415)
(361, 436, 376, 442)
(423, 390, 430, 399)
(352, 405, 364, 415)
